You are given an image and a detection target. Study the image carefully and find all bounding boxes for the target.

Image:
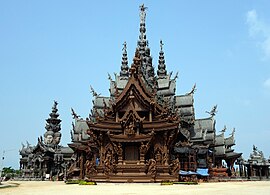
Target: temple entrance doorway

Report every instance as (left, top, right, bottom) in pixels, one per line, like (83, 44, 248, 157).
(124, 144, 139, 161)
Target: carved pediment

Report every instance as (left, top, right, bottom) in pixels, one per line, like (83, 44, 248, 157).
(119, 109, 144, 136)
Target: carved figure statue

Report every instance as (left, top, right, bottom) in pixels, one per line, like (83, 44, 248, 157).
(140, 142, 149, 155)
(155, 149, 162, 163)
(146, 159, 156, 178)
(116, 143, 123, 156)
(139, 4, 147, 23)
(112, 142, 123, 157)
(85, 160, 97, 176)
(54, 132, 61, 145)
(170, 158, 180, 175)
(163, 150, 169, 165)
(103, 149, 114, 175)
(44, 131, 54, 145)
(125, 122, 135, 136)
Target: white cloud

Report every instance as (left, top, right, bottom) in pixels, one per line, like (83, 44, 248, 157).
(246, 10, 270, 60)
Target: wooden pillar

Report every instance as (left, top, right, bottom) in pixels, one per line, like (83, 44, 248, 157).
(116, 112, 119, 122)
(79, 153, 84, 179)
(259, 167, 262, 180)
(163, 146, 168, 166)
(239, 163, 243, 177)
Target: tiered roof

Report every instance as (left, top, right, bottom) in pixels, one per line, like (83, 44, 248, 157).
(70, 4, 241, 162)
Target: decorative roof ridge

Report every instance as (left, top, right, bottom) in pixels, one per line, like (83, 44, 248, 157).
(195, 116, 215, 121)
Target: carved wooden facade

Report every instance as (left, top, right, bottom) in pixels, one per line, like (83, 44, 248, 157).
(67, 5, 241, 182)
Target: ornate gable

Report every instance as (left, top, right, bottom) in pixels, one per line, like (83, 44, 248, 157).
(113, 50, 164, 125)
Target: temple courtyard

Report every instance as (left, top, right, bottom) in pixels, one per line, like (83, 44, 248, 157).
(1, 181, 270, 195)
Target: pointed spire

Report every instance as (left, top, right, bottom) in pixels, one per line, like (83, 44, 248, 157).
(144, 41, 155, 88)
(120, 41, 129, 77)
(137, 4, 148, 63)
(157, 40, 167, 77)
(49, 100, 59, 119)
(136, 4, 156, 91)
(44, 101, 62, 146)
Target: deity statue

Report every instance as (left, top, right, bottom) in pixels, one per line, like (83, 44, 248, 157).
(44, 131, 54, 145)
(155, 149, 162, 163)
(125, 121, 135, 136)
(54, 132, 61, 145)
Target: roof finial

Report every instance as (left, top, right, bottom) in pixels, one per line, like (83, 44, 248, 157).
(230, 128, 235, 136)
(139, 4, 147, 24)
(220, 125, 226, 133)
(157, 39, 167, 77)
(206, 105, 218, 117)
(123, 41, 127, 51)
(120, 41, 129, 77)
(160, 39, 164, 51)
(90, 85, 101, 97)
(186, 83, 197, 95)
(52, 100, 58, 113)
(71, 108, 80, 119)
(137, 4, 147, 53)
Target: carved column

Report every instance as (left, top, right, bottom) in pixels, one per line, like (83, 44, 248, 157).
(117, 143, 123, 164)
(163, 146, 169, 165)
(139, 142, 148, 164)
(79, 154, 84, 179)
(100, 146, 104, 166)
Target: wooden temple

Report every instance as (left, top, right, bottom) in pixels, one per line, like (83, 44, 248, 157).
(19, 101, 73, 180)
(67, 4, 242, 182)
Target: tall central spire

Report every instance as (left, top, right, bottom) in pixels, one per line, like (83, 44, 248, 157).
(137, 4, 147, 60)
(137, 4, 155, 91)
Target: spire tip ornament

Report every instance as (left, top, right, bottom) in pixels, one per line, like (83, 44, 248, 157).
(139, 4, 147, 23)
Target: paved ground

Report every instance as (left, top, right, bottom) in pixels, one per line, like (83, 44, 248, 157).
(1, 181, 270, 195)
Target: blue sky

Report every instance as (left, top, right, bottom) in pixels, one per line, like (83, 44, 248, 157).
(1, 1, 270, 169)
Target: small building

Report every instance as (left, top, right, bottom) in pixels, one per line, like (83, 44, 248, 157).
(243, 145, 270, 179)
(19, 101, 73, 180)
